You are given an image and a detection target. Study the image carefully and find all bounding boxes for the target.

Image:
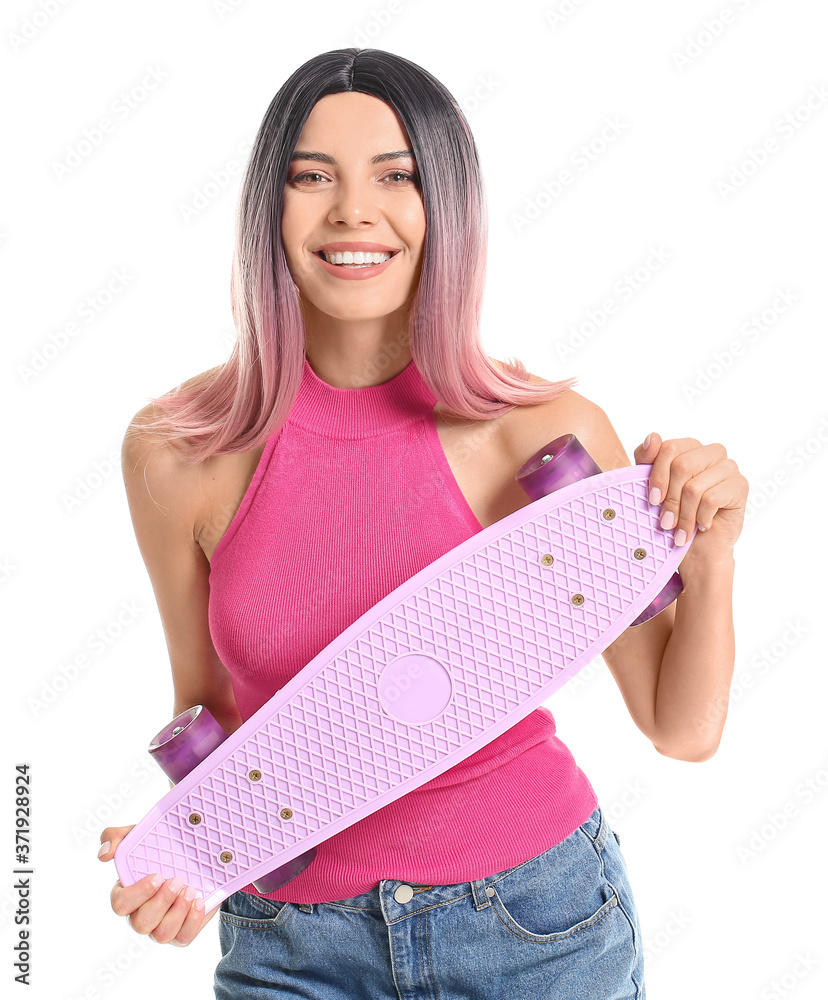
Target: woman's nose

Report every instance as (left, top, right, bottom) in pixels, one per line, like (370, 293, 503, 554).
(327, 177, 382, 227)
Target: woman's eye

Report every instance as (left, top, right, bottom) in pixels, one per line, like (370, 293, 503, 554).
(290, 171, 326, 184)
(289, 170, 419, 186)
(386, 170, 419, 185)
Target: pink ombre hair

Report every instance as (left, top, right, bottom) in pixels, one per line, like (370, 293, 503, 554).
(133, 48, 579, 463)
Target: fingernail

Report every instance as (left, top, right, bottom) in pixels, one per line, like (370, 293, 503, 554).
(183, 885, 197, 902)
(649, 487, 662, 505)
(674, 528, 687, 546)
(643, 433, 652, 451)
(698, 524, 707, 532)
(660, 510, 675, 530)
(194, 896, 205, 911)
(150, 873, 163, 889)
(168, 876, 184, 894)
(97, 841, 111, 859)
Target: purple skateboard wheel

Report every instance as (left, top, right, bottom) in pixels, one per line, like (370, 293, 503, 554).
(148, 706, 228, 785)
(516, 433, 683, 626)
(149, 705, 317, 893)
(515, 433, 602, 500)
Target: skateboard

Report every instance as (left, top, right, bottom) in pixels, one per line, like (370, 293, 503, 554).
(114, 434, 692, 910)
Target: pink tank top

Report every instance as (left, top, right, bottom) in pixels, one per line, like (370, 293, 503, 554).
(208, 355, 597, 904)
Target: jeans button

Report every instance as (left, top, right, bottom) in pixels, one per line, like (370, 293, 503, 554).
(394, 884, 414, 903)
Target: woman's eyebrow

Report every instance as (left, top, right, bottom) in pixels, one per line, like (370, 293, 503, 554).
(289, 149, 415, 165)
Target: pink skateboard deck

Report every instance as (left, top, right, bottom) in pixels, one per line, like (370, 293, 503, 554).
(115, 447, 693, 911)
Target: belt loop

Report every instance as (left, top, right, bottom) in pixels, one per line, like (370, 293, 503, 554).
(297, 903, 314, 914)
(470, 877, 492, 910)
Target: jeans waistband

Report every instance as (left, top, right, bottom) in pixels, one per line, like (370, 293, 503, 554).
(288, 804, 606, 924)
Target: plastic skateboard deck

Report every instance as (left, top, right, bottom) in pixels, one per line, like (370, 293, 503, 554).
(114, 451, 693, 911)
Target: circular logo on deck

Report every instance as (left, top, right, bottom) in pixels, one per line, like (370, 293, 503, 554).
(378, 653, 453, 725)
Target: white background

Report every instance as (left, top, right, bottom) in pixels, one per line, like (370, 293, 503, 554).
(3, 0, 827, 997)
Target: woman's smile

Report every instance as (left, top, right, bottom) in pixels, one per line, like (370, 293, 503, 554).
(312, 243, 400, 281)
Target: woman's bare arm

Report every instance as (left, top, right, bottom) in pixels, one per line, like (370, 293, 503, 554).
(97, 404, 243, 945)
(508, 388, 741, 762)
(120, 404, 243, 735)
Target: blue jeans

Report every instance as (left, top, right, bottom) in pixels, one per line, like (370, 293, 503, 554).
(214, 804, 646, 998)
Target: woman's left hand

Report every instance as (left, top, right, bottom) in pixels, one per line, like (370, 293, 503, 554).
(633, 432, 749, 562)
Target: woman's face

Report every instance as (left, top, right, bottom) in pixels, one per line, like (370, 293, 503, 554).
(281, 91, 426, 327)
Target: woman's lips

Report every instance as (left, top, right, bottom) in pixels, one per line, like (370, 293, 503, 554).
(313, 250, 398, 281)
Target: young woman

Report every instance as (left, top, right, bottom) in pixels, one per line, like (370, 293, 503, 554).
(98, 47, 747, 998)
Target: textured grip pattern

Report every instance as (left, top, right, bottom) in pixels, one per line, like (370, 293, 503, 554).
(115, 466, 688, 909)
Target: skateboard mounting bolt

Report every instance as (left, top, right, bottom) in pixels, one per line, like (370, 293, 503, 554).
(602, 508, 616, 521)
(571, 594, 585, 607)
(219, 851, 233, 863)
(540, 454, 552, 464)
(188, 813, 202, 825)
(540, 553, 554, 567)
(172, 726, 184, 737)
(280, 808, 294, 820)
(248, 770, 262, 782)
(633, 548, 647, 560)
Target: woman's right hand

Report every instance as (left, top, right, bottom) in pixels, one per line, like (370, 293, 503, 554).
(98, 825, 219, 945)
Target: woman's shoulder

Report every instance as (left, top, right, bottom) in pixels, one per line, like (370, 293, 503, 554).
(488, 355, 588, 416)
(497, 362, 633, 474)
(124, 365, 271, 560)
(122, 366, 226, 518)
(125, 364, 224, 450)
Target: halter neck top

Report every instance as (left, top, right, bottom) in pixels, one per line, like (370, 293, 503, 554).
(207, 354, 597, 903)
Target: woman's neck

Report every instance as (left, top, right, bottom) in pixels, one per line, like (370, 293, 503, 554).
(303, 331, 414, 389)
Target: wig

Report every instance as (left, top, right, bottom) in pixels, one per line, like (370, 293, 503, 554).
(132, 47, 580, 463)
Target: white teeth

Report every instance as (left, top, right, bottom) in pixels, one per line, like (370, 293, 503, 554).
(321, 250, 393, 265)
